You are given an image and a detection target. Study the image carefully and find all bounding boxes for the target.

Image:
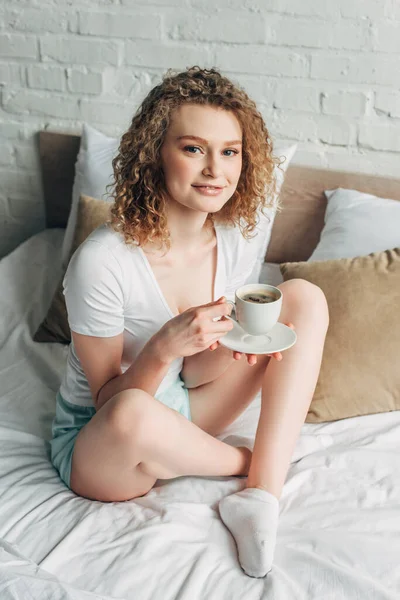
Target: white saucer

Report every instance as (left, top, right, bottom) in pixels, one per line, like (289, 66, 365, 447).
(219, 318, 297, 355)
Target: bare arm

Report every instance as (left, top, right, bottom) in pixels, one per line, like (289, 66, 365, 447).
(71, 329, 173, 412)
(72, 298, 236, 411)
(96, 335, 172, 410)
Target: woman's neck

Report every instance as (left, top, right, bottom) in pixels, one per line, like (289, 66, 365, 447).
(142, 218, 215, 259)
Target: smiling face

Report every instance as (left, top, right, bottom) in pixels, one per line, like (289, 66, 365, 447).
(159, 104, 243, 216)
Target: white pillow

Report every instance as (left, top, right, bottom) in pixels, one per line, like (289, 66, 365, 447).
(261, 186, 400, 287)
(61, 124, 119, 266)
(309, 187, 400, 262)
(61, 123, 297, 269)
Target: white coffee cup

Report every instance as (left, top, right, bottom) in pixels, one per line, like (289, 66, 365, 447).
(226, 283, 282, 336)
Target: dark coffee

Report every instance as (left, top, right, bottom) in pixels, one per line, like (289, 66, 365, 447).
(241, 291, 277, 304)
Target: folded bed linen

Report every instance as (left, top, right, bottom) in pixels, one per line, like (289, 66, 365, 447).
(0, 229, 399, 599)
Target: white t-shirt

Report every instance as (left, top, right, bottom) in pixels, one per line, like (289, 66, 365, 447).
(59, 211, 274, 407)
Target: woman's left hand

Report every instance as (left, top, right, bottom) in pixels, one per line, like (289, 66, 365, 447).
(209, 321, 296, 366)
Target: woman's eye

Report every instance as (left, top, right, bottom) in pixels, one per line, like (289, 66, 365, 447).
(224, 149, 239, 157)
(183, 146, 239, 156)
(184, 146, 201, 154)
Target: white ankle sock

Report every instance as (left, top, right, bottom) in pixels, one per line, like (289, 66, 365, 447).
(219, 487, 280, 578)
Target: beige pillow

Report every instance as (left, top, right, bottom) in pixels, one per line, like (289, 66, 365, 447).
(34, 194, 111, 344)
(280, 248, 400, 423)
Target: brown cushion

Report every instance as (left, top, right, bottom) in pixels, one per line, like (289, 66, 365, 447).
(279, 247, 400, 423)
(34, 194, 111, 343)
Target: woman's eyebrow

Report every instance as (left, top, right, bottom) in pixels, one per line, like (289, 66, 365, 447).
(177, 135, 242, 145)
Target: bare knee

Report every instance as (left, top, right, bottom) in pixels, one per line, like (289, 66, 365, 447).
(104, 389, 155, 446)
(70, 389, 160, 501)
(278, 278, 329, 329)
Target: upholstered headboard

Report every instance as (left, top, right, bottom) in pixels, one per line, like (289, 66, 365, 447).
(39, 130, 400, 263)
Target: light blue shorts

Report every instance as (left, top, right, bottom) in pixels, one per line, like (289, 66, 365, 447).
(50, 377, 192, 490)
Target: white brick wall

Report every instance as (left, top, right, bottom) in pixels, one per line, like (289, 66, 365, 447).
(0, 0, 399, 257)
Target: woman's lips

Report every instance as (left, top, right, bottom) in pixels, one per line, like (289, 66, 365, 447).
(192, 186, 224, 196)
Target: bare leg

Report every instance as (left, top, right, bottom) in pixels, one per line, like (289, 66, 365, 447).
(186, 279, 329, 497)
(136, 391, 252, 480)
(246, 279, 329, 499)
(219, 279, 329, 577)
(70, 389, 251, 502)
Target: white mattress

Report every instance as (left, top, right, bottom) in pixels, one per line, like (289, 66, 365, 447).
(0, 229, 399, 600)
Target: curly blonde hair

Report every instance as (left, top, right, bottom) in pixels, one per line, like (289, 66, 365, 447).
(107, 65, 285, 252)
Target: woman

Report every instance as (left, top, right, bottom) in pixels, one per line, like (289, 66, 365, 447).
(50, 66, 329, 578)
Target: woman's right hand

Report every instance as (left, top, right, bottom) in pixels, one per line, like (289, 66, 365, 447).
(154, 296, 234, 363)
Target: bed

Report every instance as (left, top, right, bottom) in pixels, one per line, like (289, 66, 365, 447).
(0, 131, 399, 599)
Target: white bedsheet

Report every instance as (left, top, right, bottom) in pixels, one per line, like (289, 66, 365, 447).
(0, 229, 399, 600)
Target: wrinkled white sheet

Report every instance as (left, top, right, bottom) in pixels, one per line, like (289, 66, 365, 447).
(0, 229, 399, 600)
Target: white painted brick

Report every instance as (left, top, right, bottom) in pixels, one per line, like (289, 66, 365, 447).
(216, 46, 309, 77)
(233, 75, 276, 106)
(350, 55, 400, 86)
(5, 8, 70, 33)
(0, 64, 23, 85)
(322, 91, 367, 117)
(257, 105, 275, 127)
(66, 67, 103, 94)
(326, 20, 371, 51)
(0, 124, 21, 140)
(52, 0, 118, 4)
(268, 0, 339, 18)
(274, 84, 319, 113)
(0, 144, 14, 166)
(25, 119, 81, 136)
(270, 112, 318, 142)
(101, 69, 129, 96)
(189, 0, 340, 18)
(14, 142, 41, 170)
(166, 13, 265, 44)
(1, 0, 400, 258)
(371, 21, 400, 53)
(269, 17, 369, 51)
(323, 149, 373, 174)
(310, 55, 348, 81)
(267, 16, 327, 48)
(81, 98, 134, 126)
(359, 123, 400, 152)
(311, 54, 400, 87)
(0, 34, 38, 59)
(316, 115, 354, 146)
(324, 148, 400, 176)
(26, 65, 66, 92)
(375, 91, 400, 118)
(105, 68, 154, 98)
(3, 89, 80, 119)
(125, 40, 214, 69)
(338, 0, 389, 19)
(289, 147, 326, 168)
(390, 0, 400, 19)
(0, 170, 40, 195)
(0, 122, 39, 140)
(79, 11, 161, 40)
(40, 37, 121, 66)
(88, 123, 126, 138)
(67, 12, 79, 34)
(123, 0, 185, 5)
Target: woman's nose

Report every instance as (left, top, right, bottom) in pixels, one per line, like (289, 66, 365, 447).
(202, 154, 223, 178)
